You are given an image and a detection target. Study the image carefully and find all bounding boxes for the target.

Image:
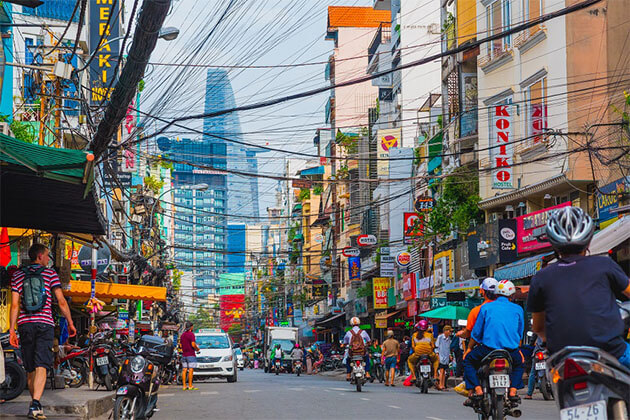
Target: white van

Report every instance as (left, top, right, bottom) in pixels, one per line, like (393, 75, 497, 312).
(193, 329, 237, 382)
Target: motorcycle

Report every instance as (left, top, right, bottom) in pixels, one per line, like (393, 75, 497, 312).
(57, 347, 89, 389)
(370, 352, 384, 383)
(274, 358, 282, 375)
(114, 335, 173, 420)
(91, 341, 119, 391)
(0, 333, 27, 402)
(415, 355, 433, 394)
(471, 349, 522, 420)
(350, 355, 367, 392)
(547, 301, 630, 420)
(532, 350, 553, 401)
(293, 359, 303, 376)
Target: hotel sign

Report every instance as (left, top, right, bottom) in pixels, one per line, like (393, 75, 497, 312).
(89, 0, 121, 104)
(491, 105, 514, 189)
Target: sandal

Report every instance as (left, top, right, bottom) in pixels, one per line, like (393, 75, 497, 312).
(524, 395, 533, 400)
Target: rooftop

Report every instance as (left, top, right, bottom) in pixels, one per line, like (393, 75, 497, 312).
(327, 6, 391, 29)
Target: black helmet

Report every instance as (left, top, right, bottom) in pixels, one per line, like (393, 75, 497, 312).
(545, 206, 594, 254)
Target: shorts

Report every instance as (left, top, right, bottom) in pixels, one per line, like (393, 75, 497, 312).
(384, 356, 397, 370)
(181, 355, 197, 369)
(17, 323, 54, 373)
(439, 363, 449, 370)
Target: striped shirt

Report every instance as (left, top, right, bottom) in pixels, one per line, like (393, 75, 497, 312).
(11, 264, 61, 327)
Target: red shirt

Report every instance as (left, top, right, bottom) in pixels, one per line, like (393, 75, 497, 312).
(11, 265, 61, 327)
(180, 330, 196, 357)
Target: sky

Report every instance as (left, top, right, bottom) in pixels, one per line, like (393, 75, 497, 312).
(141, 0, 373, 214)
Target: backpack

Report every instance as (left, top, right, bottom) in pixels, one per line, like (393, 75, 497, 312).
(349, 329, 366, 356)
(21, 265, 48, 313)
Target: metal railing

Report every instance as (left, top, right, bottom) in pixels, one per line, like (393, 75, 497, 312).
(368, 24, 392, 65)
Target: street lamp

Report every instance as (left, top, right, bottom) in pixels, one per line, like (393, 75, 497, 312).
(158, 27, 180, 41)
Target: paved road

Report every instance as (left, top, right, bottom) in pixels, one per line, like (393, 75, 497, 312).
(151, 369, 558, 420)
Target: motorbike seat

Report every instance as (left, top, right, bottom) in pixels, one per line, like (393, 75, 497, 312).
(480, 349, 513, 366)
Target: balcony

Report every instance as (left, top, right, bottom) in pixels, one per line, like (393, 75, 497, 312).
(479, 44, 513, 74)
(514, 25, 547, 54)
(368, 24, 391, 69)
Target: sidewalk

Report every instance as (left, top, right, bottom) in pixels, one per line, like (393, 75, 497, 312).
(0, 387, 113, 419)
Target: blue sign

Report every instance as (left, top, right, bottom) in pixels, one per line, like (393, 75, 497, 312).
(118, 310, 129, 320)
(596, 177, 630, 225)
(287, 302, 294, 318)
(348, 256, 361, 281)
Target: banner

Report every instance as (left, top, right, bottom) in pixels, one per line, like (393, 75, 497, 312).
(373, 278, 390, 309)
(377, 128, 401, 177)
(220, 294, 245, 332)
(596, 177, 630, 228)
(490, 105, 514, 189)
(516, 202, 571, 253)
(348, 256, 361, 281)
(89, 0, 121, 103)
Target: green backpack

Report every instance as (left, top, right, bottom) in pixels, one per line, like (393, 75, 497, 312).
(21, 266, 48, 313)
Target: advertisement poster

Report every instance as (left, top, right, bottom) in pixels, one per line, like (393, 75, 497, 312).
(498, 218, 518, 262)
(89, 0, 121, 103)
(377, 128, 401, 177)
(596, 177, 630, 228)
(516, 202, 571, 253)
(433, 250, 453, 293)
(373, 278, 390, 309)
(402, 272, 417, 301)
(490, 105, 514, 189)
(348, 256, 361, 281)
(220, 294, 245, 331)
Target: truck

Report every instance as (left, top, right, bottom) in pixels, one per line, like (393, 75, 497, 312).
(263, 326, 299, 373)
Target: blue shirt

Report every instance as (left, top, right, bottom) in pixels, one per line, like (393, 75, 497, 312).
(472, 297, 524, 350)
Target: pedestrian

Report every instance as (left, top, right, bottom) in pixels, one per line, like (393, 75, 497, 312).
(451, 327, 465, 377)
(179, 321, 200, 391)
(435, 325, 453, 390)
(9, 243, 77, 419)
(381, 330, 399, 386)
(399, 335, 410, 376)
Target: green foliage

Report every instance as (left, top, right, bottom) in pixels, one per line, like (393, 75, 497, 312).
(143, 175, 164, 195)
(437, 114, 443, 129)
(171, 269, 182, 292)
(356, 279, 373, 298)
(0, 115, 37, 143)
(298, 188, 310, 202)
(138, 79, 145, 93)
(441, 12, 455, 33)
(336, 165, 349, 180)
(414, 146, 423, 166)
(611, 90, 630, 127)
(336, 131, 359, 154)
(425, 166, 483, 237)
(189, 307, 216, 330)
(313, 185, 323, 195)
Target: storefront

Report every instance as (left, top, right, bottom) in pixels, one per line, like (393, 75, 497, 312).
(589, 215, 630, 274)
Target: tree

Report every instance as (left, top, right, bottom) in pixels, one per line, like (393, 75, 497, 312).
(188, 307, 216, 330)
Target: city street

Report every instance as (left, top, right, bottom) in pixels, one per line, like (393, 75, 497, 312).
(153, 370, 558, 419)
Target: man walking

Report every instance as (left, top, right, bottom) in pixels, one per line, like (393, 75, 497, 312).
(179, 321, 200, 391)
(9, 244, 76, 419)
(435, 325, 453, 390)
(381, 330, 399, 386)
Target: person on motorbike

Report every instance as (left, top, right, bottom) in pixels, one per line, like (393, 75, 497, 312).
(343, 316, 371, 381)
(271, 343, 283, 370)
(463, 280, 525, 405)
(528, 206, 630, 368)
(525, 334, 545, 400)
(407, 320, 438, 383)
(290, 343, 303, 361)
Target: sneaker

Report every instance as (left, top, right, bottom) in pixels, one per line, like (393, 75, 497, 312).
(28, 404, 46, 420)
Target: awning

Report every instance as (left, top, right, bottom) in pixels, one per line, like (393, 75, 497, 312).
(314, 312, 345, 327)
(427, 156, 442, 173)
(300, 166, 325, 176)
(589, 216, 630, 255)
(64, 280, 167, 302)
(493, 252, 554, 281)
(421, 305, 470, 320)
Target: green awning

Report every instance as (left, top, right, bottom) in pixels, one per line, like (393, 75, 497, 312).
(428, 156, 442, 173)
(421, 305, 470, 320)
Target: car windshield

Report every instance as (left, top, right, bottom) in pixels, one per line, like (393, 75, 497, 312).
(196, 335, 230, 349)
(271, 339, 295, 353)
(234, 348, 242, 356)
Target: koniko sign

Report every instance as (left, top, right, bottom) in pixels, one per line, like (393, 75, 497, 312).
(491, 105, 514, 189)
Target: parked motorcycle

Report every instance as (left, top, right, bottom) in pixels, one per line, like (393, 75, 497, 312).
(114, 335, 173, 420)
(470, 349, 522, 420)
(414, 355, 433, 394)
(350, 355, 367, 392)
(370, 352, 384, 383)
(0, 333, 27, 402)
(293, 359, 303, 376)
(532, 350, 553, 400)
(546, 301, 630, 419)
(162, 352, 180, 385)
(57, 347, 89, 388)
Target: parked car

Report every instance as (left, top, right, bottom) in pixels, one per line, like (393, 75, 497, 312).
(234, 347, 245, 371)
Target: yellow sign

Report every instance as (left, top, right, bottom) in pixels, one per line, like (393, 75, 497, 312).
(376, 128, 401, 177)
(373, 277, 390, 309)
(64, 241, 82, 270)
(375, 318, 387, 328)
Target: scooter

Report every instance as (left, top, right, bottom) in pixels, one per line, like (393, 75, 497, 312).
(546, 301, 630, 419)
(293, 359, 303, 376)
(532, 350, 553, 400)
(350, 355, 367, 392)
(414, 355, 433, 394)
(370, 352, 384, 383)
(57, 347, 89, 388)
(0, 333, 27, 402)
(91, 341, 119, 391)
(274, 358, 282, 375)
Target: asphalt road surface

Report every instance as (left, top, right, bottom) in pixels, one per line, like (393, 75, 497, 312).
(151, 369, 558, 420)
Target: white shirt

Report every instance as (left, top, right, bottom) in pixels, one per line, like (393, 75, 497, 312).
(343, 326, 371, 345)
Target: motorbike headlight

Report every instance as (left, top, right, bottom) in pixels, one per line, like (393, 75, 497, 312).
(130, 356, 146, 373)
(222, 355, 233, 362)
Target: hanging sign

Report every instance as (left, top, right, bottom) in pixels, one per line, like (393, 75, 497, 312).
(414, 198, 435, 213)
(342, 247, 360, 257)
(348, 256, 361, 281)
(373, 278, 389, 309)
(396, 251, 411, 267)
(78, 245, 111, 275)
(491, 105, 514, 189)
(357, 234, 377, 247)
(403, 212, 424, 244)
(89, 0, 121, 103)
(380, 256, 396, 277)
(498, 219, 518, 262)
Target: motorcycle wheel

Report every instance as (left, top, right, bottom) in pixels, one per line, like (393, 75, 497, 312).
(297, 369, 300, 377)
(356, 380, 362, 392)
(0, 360, 27, 401)
(67, 359, 88, 388)
(421, 379, 429, 394)
(378, 366, 384, 383)
(539, 376, 553, 401)
(104, 373, 114, 391)
(491, 392, 505, 420)
(113, 395, 138, 420)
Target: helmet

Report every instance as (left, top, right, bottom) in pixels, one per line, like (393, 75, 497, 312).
(350, 316, 360, 326)
(415, 320, 429, 331)
(480, 277, 499, 292)
(545, 206, 594, 254)
(276, 343, 281, 348)
(295, 343, 300, 349)
(496, 280, 516, 297)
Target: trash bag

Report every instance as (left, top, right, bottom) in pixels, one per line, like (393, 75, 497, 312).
(454, 381, 469, 396)
(403, 374, 414, 387)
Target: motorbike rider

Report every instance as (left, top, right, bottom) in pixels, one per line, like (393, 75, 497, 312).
(343, 316, 371, 381)
(290, 343, 303, 370)
(463, 280, 525, 405)
(528, 206, 630, 368)
(407, 320, 438, 383)
(271, 343, 283, 369)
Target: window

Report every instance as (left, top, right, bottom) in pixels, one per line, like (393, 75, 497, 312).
(523, 0, 542, 34)
(486, 0, 511, 59)
(525, 77, 547, 146)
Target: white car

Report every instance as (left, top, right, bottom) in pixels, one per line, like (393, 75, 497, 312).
(192, 329, 238, 382)
(234, 347, 245, 370)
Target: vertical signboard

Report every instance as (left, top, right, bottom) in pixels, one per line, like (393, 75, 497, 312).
(348, 256, 361, 281)
(498, 219, 518, 262)
(89, 0, 121, 104)
(403, 212, 424, 244)
(491, 105, 514, 189)
(373, 278, 389, 309)
(530, 103, 547, 145)
(377, 128, 401, 177)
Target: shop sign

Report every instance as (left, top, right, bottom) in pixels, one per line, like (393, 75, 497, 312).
(89, 0, 121, 104)
(357, 234, 377, 247)
(348, 256, 361, 281)
(403, 212, 424, 244)
(516, 202, 571, 253)
(596, 177, 630, 227)
(292, 179, 312, 189)
(397, 251, 411, 268)
(430, 297, 482, 310)
(443, 279, 479, 292)
(319, 256, 331, 271)
(379, 87, 393, 101)
(402, 272, 417, 300)
(530, 103, 547, 145)
(373, 72, 393, 87)
(380, 255, 396, 277)
(314, 234, 324, 244)
(414, 197, 435, 213)
(373, 278, 390, 309)
(490, 105, 514, 189)
(117, 310, 129, 321)
(498, 219, 518, 263)
(342, 247, 360, 257)
(78, 245, 111, 275)
(375, 318, 387, 329)
(433, 250, 454, 293)
(407, 300, 418, 317)
(377, 128, 401, 177)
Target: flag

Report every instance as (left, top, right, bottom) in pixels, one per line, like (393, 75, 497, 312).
(0, 227, 10, 267)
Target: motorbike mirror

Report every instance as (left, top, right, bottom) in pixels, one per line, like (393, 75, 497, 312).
(526, 331, 534, 337)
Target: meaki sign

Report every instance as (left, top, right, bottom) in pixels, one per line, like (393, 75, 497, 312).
(491, 105, 514, 189)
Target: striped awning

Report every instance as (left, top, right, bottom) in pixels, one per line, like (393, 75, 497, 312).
(493, 252, 554, 281)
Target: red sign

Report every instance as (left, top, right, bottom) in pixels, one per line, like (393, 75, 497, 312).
(403, 212, 424, 242)
(407, 300, 418, 317)
(516, 202, 571, 253)
(402, 272, 416, 301)
(531, 103, 547, 145)
(342, 247, 360, 257)
(491, 105, 514, 189)
(357, 234, 377, 247)
(220, 294, 245, 332)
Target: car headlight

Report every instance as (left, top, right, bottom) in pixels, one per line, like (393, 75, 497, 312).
(130, 356, 146, 373)
(222, 355, 233, 362)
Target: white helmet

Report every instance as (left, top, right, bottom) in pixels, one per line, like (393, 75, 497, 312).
(545, 206, 594, 254)
(496, 280, 516, 297)
(480, 277, 499, 292)
(350, 316, 360, 326)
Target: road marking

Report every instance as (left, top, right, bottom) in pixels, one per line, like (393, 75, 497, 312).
(360, 398, 370, 401)
(427, 417, 446, 420)
(243, 389, 260, 393)
(288, 387, 305, 391)
(159, 393, 174, 397)
(324, 389, 331, 393)
(200, 391, 219, 395)
(330, 387, 348, 391)
(388, 405, 401, 410)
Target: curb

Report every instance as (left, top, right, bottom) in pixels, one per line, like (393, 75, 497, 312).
(0, 393, 113, 420)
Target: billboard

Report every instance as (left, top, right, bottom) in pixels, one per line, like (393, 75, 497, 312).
(516, 202, 571, 253)
(373, 278, 390, 309)
(348, 256, 361, 281)
(377, 128, 401, 177)
(220, 294, 245, 332)
(89, 0, 121, 104)
(596, 177, 630, 228)
(490, 105, 514, 189)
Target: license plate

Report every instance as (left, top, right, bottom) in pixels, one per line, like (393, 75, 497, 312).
(560, 401, 607, 420)
(489, 374, 510, 388)
(420, 365, 431, 373)
(116, 386, 128, 396)
(535, 362, 547, 370)
(96, 356, 109, 366)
